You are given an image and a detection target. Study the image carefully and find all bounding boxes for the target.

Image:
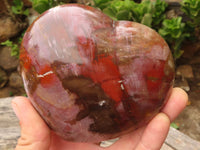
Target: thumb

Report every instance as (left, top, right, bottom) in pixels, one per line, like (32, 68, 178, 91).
(12, 96, 50, 150)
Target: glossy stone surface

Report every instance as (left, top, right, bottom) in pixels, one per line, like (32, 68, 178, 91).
(20, 4, 175, 143)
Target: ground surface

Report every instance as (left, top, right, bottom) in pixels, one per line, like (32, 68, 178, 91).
(174, 67, 200, 141)
(173, 47, 200, 141)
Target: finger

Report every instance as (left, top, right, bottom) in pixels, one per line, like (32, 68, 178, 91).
(162, 87, 188, 121)
(12, 96, 50, 150)
(135, 113, 170, 150)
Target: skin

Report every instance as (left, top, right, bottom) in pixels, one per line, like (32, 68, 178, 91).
(12, 87, 188, 150)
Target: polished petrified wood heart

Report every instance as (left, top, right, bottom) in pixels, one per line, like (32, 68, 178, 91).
(20, 4, 175, 143)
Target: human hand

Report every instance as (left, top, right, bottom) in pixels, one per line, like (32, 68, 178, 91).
(12, 87, 188, 150)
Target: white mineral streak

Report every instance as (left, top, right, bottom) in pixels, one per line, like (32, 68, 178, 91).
(118, 80, 123, 83)
(98, 100, 106, 106)
(37, 70, 54, 78)
(120, 84, 125, 90)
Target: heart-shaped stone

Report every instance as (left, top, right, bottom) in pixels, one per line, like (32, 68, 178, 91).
(20, 4, 175, 143)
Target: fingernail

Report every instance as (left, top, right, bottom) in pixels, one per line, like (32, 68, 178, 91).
(157, 113, 170, 124)
(12, 99, 20, 119)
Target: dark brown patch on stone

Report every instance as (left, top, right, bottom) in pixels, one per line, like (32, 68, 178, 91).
(76, 109, 89, 121)
(121, 95, 140, 124)
(89, 108, 121, 133)
(61, 76, 121, 134)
